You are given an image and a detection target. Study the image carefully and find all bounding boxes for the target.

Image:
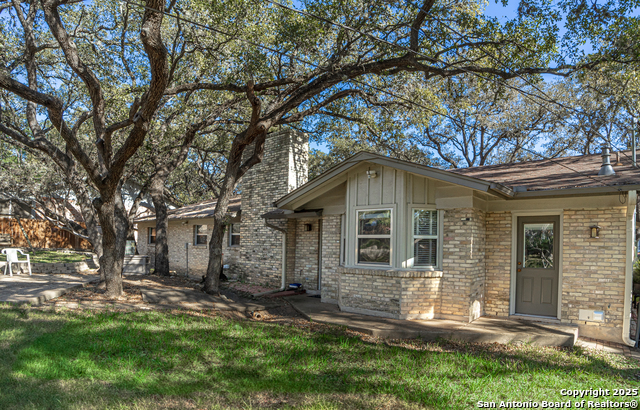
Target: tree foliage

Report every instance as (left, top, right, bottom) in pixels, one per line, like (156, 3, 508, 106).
(0, 0, 638, 296)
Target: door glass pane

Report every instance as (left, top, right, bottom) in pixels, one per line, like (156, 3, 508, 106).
(358, 210, 391, 235)
(523, 223, 554, 268)
(358, 238, 390, 264)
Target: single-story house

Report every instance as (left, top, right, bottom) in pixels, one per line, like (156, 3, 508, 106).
(136, 197, 242, 271)
(137, 130, 640, 345)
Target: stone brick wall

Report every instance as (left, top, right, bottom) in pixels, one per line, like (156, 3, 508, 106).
(137, 220, 239, 275)
(400, 276, 442, 319)
(237, 130, 309, 286)
(441, 208, 486, 322)
(337, 267, 442, 319)
(293, 218, 320, 289)
(285, 219, 297, 285)
(3, 260, 95, 274)
(484, 211, 511, 317)
(340, 271, 402, 316)
(320, 215, 341, 303)
(562, 207, 627, 340)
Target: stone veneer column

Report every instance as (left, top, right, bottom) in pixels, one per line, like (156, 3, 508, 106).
(236, 130, 308, 286)
(293, 218, 320, 289)
(440, 208, 486, 322)
(484, 211, 511, 317)
(285, 219, 297, 285)
(320, 215, 341, 303)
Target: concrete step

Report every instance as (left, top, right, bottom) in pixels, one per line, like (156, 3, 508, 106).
(288, 295, 578, 347)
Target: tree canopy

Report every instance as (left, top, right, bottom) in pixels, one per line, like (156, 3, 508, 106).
(1, 0, 638, 295)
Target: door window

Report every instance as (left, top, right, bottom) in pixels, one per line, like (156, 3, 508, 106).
(523, 223, 554, 268)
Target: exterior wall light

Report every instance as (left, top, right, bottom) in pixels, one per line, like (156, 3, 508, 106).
(366, 169, 377, 179)
(590, 225, 601, 238)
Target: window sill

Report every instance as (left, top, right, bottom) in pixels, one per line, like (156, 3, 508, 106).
(338, 266, 443, 278)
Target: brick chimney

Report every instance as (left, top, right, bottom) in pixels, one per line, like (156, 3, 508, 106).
(236, 130, 309, 285)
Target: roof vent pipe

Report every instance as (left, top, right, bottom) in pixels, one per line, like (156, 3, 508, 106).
(598, 145, 616, 176)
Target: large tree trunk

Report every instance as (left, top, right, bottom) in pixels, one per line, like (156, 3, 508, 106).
(203, 213, 226, 294)
(150, 181, 170, 276)
(203, 123, 268, 294)
(94, 190, 128, 298)
(72, 182, 103, 276)
(203, 155, 242, 294)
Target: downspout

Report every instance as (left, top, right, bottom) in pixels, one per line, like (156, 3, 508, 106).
(266, 222, 287, 291)
(623, 190, 637, 346)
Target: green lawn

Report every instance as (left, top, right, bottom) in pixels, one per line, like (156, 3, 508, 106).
(0, 250, 89, 263)
(0, 305, 638, 410)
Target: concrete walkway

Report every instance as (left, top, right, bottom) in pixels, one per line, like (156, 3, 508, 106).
(0, 273, 99, 305)
(288, 295, 579, 347)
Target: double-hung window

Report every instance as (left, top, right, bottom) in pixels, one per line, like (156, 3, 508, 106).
(194, 224, 208, 245)
(356, 209, 391, 265)
(229, 224, 240, 246)
(413, 209, 438, 268)
(148, 227, 156, 244)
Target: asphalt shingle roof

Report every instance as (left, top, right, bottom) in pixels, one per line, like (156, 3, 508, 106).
(450, 150, 640, 192)
(135, 196, 241, 222)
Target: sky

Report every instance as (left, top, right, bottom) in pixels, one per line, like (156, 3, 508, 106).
(308, 0, 530, 153)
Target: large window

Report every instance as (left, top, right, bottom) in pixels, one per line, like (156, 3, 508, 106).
(194, 224, 208, 245)
(148, 227, 156, 244)
(229, 224, 240, 246)
(356, 209, 391, 265)
(413, 209, 438, 267)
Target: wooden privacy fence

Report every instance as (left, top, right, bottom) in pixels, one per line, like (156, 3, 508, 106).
(0, 217, 92, 249)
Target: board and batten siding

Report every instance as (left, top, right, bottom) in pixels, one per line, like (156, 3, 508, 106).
(344, 163, 441, 268)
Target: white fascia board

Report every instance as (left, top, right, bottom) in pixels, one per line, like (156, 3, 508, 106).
(511, 184, 640, 199)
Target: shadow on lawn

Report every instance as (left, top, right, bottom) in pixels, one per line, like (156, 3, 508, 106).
(0, 308, 637, 410)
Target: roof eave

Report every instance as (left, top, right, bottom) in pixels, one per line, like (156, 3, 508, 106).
(134, 209, 239, 223)
(488, 183, 515, 199)
(511, 184, 640, 199)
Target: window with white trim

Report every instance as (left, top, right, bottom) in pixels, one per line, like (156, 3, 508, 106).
(413, 209, 438, 267)
(356, 209, 391, 265)
(229, 224, 240, 246)
(194, 224, 208, 245)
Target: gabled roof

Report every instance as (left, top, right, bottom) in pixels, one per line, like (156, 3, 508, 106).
(135, 196, 241, 222)
(274, 152, 513, 209)
(451, 150, 640, 194)
(275, 150, 640, 209)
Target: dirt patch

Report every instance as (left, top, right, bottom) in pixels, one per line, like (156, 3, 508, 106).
(47, 274, 202, 305)
(223, 281, 276, 296)
(44, 274, 306, 324)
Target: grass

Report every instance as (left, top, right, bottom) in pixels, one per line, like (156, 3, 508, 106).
(0, 305, 638, 410)
(0, 250, 89, 263)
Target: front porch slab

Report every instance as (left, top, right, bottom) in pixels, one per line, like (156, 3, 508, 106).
(288, 294, 578, 347)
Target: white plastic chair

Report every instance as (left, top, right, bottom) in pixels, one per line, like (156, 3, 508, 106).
(2, 248, 32, 276)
